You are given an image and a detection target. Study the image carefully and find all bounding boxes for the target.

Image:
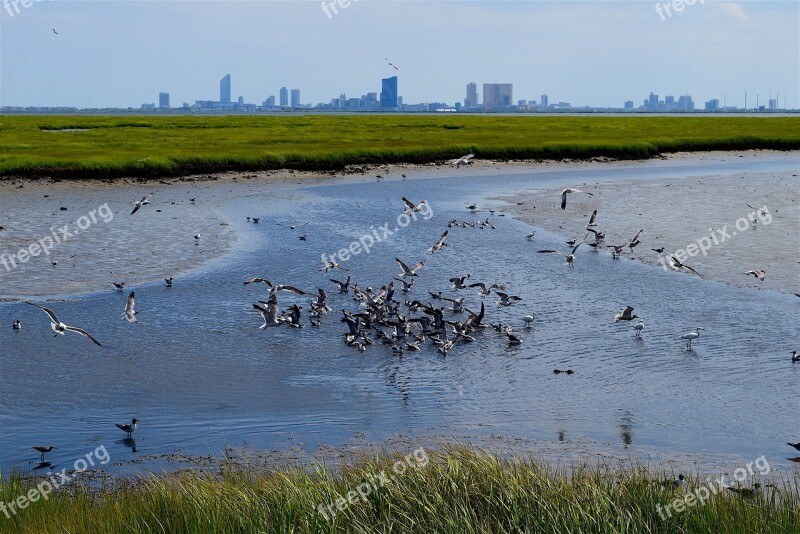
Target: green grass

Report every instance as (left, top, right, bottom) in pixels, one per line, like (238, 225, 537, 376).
(0, 115, 799, 178)
(1, 447, 797, 533)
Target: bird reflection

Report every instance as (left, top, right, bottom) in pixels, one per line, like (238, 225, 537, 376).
(33, 461, 53, 470)
(117, 437, 137, 452)
(618, 412, 634, 448)
(558, 430, 566, 442)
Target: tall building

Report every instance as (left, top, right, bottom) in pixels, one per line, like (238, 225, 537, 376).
(465, 82, 478, 109)
(540, 94, 549, 108)
(624, 100, 634, 110)
(677, 94, 695, 111)
(263, 95, 276, 107)
(280, 87, 288, 107)
(220, 74, 231, 103)
(159, 92, 170, 109)
(380, 76, 398, 108)
(291, 89, 300, 108)
(704, 99, 720, 111)
(483, 84, 513, 109)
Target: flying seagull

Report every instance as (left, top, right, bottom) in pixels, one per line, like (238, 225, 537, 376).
(385, 57, 399, 70)
(122, 291, 137, 323)
(669, 256, 700, 276)
(25, 302, 102, 346)
(395, 257, 425, 277)
(450, 154, 475, 167)
(165, 277, 173, 287)
(614, 306, 638, 322)
(130, 194, 152, 215)
(253, 300, 283, 328)
(52, 29, 58, 35)
(744, 269, 765, 281)
(115, 418, 138, 438)
(402, 197, 427, 213)
(429, 230, 449, 253)
(560, 188, 594, 210)
(538, 238, 585, 269)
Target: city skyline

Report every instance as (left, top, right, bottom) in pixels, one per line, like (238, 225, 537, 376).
(1, 1, 798, 109)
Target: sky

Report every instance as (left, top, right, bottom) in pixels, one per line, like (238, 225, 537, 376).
(0, 1, 798, 109)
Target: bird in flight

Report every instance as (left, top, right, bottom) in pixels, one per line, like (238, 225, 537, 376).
(560, 188, 593, 210)
(25, 302, 102, 346)
(122, 291, 137, 323)
(386, 57, 399, 70)
(402, 197, 427, 213)
(744, 269, 765, 282)
(130, 194, 152, 215)
(429, 230, 449, 253)
(52, 29, 58, 35)
(450, 154, 475, 167)
(614, 306, 638, 322)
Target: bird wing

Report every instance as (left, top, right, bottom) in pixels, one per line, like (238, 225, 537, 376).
(410, 261, 425, 273)
(130, 204, 141, 215)
(587, 210, 597, 226)
(64, 325, 102, 346)
(278, 285, 307, 295)
(125, 292, 135, 313)
(395, 258, 411, 273)
(401, 197, 415, 211)
(25, 302, 60, 324)
(560, 190, 568, 210)
(682, 265, 700, 275)
(631, 229, 644, 242)
(467, 282, 487, 290)
(622, 306, 634, 318)
(538, 250, 568, 258)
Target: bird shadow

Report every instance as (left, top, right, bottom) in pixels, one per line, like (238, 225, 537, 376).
(33, 461, 53, 470)
(116, 437, 137, 452)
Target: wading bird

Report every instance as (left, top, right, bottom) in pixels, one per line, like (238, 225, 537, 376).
(25, 302, 102, 346)
(115, 418, 138, 438)
(32, 445, 55, 462)
(680, 327, 704, 350)
(634, 319, 644, 337)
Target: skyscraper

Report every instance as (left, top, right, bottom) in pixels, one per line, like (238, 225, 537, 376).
(280, 87, 288, 107)
(380, 76, 398, 108)
(540, 94, 549, 108)
(220, 74, 231, 103)
(159, 92, 170, 109)
(291, 89, 300, 108)
(465, 82, 478, 109)
(483, 84, 513, 109)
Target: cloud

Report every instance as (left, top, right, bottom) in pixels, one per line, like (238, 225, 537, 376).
(717, 2, 748, 22)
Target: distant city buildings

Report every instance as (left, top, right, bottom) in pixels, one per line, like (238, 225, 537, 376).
(159, 92, 170, 109)
(465, 82, 478, 109)
(483, 83, 513, 109)
(639, 91, 695, 111)
(280, 87, 288, 107)
(381, 76, 398, 108)
(220, 74, 231, 104)
(540, 94, 549, 108)
(705, 99, 720, 111)
(291, 89, 300, 108)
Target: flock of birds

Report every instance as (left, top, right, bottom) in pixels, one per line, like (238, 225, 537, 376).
(11, 167, 799, 472)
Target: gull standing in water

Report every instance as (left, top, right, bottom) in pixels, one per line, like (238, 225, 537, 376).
(523, 314, 538, 328)
(122, 291, 137, 323)
(25, 302, 102, 346)
(560, 188, 594, 210)
(115, 418, 139, 438)
(681, 327, 704, 350)
(634, 319, 644, 337)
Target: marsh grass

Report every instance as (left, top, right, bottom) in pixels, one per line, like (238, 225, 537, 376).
(1, 115, 798, 178)
(1, 447, 797, 533)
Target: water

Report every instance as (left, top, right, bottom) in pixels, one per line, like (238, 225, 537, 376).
(1, 155, 798, 477)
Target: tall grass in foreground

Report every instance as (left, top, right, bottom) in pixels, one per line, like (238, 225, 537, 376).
(1, 447, 798, 533)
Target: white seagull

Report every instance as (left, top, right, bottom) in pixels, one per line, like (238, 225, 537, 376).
(538, 238, 585, 269)
(395, 257, 425, 277)
(744, 269, 766, 282)
(25, 302, 102, 346)
(122, 291, 137, 323)
(130, 194, 152, 215)
(634, 319, 644, 338)
(523, 314, 538, 328)
(402, 197, 427, 213)
(450, 154, 475, 167)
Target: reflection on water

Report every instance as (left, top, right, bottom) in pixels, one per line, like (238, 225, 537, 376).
(1, 159, 799, 476)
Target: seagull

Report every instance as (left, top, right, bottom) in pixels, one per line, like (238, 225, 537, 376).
(25, 302, 102, 346)
(726, 484, 762, 498)
(32, 445, 55, 462)
(447, 275, 471, 290)
(586, 209, 598, 228)
(329, 275, 351, 293)
(525, 232, 535, 240)
(430, 230, 449, 253)
(538, 239, 585, 269)
(633, 319, 644, 337)
(662, 474, 686, 490)
(298, 234, 308, 241)
(744, 270, 766, 282)
(122, 291, 137, 323)
(13, 320, 21, 331)
(791, 351, 800, 363)
(553, 369, 574, 375)
(402, 197, 427, 213)
(385, 57, 399, 70)
(393, 277, 415, 292)
(194, 234, 201, 243)
(669, 256, 700, 275)
(614, 306, 638, 322)
(506, 330, 522, 346)
(788, 442, 800, 451)
(165, 277, 173, 287)
(253, 300, 283, 328)
(113, 282, 125, 292)
(680, 327, 704, 350)
(450, 154, 474, 167)
(252, 217, 260, 224)
(522, 314, 538, 328)
(466, 203, 477, 211)
(130, 194, 152, 215)
(395, 257, 425, 277)
(652, 248, 665, 254)
(560, 188, 593, 210)
(320, 260, 348, 273)
(495, 292, 522, 307)
(52, 28, 58, 35)
(115, 418, 139, 438)
(628, 229, 643, 253)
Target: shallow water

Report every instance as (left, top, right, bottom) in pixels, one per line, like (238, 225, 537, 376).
(1, 155, 799, 478)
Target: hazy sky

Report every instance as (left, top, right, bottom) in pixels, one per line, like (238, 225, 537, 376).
(1, 1, 798, 108)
